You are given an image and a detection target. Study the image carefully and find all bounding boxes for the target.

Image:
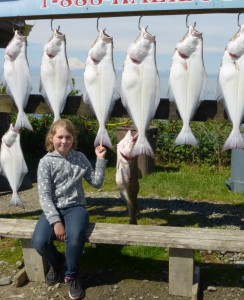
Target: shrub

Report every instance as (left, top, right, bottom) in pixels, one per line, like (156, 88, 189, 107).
(154, 120, 231, 167)
(10, 115, 232, 167)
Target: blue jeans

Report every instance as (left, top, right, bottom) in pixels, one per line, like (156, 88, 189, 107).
(32, 205, 89, 278)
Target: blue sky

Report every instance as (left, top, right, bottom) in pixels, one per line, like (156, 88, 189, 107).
(0, 13, 242, 96)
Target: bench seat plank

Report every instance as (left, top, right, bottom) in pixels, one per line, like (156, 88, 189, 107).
(1, 218, 244, 252)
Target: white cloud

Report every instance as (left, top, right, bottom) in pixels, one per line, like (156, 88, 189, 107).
(68, 57, 85, 70)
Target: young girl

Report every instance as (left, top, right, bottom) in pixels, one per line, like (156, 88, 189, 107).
(32, 119, 107, 300)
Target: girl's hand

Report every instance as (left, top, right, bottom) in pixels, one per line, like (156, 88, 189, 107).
(53, 222, 66, 241)
(95, 144, 106, 159)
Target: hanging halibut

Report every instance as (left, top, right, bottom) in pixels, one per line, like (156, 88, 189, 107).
(0, 124, 28, 209)
(121, 27, 160, 157)
(168, 25, 207, 146)
(84, 29, 119, 149)
(3, 30, 33, 131)
(40, 29, 72, 122)
(217, 24, 244, 150)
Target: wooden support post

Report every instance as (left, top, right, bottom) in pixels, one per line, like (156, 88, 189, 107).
(169, 248, 194, 297)
(21, 239, 48, 282)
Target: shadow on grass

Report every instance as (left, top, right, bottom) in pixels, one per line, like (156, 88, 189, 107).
(0, 209, 42, 219)
(86, 196, 244, 229)
(1, 194, 244, 228)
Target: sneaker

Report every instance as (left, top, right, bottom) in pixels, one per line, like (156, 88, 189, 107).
(65, 277, 85, 300)
(46, 266, 62, 286)
(46, 256, 66, 285)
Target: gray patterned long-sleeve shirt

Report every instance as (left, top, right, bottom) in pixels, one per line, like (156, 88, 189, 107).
(37, 149, 107, 225)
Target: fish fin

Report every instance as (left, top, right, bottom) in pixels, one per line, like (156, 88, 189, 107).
(83, 90, 90, 104)
(223, 130, 244, 151)
(154, 74, 161, 112)
(199, 70, 208, 101)
(82, 89, 96, 115)
(216, 75, 224, 101)
(95, 128, 113, 149)
(0, 161, 3, 176)
(53, 113, 61, 123)
(60, 78, 72, 113)
(120, 96, 127, 109)
(39, 80, 52, 109)
(174, 128, 198, 146)
(112, 79, 121, 102)
(9, 192, 25, 209)
(15, 113, 33, 131)
(82, 76, 90, 105)
(131, 136, 155, 158)
(167, 80, 175, 102)
(120, 87, 128, 108)
(106, 84, 120, 118)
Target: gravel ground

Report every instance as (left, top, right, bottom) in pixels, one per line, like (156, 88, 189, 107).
(1, 175, 244, 300)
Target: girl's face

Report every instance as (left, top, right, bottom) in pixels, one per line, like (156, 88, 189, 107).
(50, 126, 74, 156)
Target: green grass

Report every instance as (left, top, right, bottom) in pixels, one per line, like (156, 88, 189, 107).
(84, 163, 244, 204)
(0, 239, 23, 265)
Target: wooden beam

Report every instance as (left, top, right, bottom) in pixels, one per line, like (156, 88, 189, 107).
(0, 94, 229, 122)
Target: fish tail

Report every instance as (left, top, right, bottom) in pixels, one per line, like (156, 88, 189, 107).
(53, 113, 61, 123)
(9, 192, 25, 209)
(174, 128, 198, 146)
(131, 137, 155, 158)
(95, 128, 113, 149)
(222, 130, 244, 151)
(15, 113, 33, 131)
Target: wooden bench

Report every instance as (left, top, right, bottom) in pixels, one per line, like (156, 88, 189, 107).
(1, 218, 244, 298)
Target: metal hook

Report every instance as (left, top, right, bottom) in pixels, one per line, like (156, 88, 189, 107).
(138, 16, 148, 31)
(186, 14, 196, 29)
(238, 13, 242, 28)
(51, 19, 54, 31)
(138, 16, 143, 30)
(186, 14, 190, 28)
(51, 19, 60, 32)
(96, 17, 100, 32)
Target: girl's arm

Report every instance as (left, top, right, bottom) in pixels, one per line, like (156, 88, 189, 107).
(37, 159, 61, 225)
(83, 146, 107, 188)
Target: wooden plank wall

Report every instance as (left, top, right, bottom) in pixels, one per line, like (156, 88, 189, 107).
(0, 94, 228, 122)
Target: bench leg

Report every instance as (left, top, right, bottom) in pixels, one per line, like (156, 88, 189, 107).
(21, 239, 48, 282)
(169, 248, 194, 297)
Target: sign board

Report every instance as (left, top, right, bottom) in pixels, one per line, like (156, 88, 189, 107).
(0, 0, 244, 20)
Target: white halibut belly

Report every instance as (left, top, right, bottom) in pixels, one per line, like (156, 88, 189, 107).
(0, 134, 27, 208)
(218, 52, 244, 150)
(219, 60, 242, 124)
(122, 59, 159, 132)
(84, 62, 116, 124)
(4, 57, 31, 111)
(40, 55, 70, 118)
(170, 55, 205, 124)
